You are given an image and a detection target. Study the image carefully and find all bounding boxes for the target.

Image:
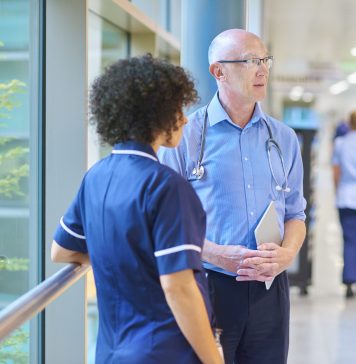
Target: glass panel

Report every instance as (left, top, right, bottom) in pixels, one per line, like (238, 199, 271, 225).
(0, 0, 41, 362)
(87, 11, 129, 364)
(87, 11, 129, 168)
(130, 0, 181, 39)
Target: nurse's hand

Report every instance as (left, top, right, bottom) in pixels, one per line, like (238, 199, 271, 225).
(202, 239, 277, 275)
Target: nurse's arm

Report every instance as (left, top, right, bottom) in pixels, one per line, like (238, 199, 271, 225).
(160, 269, 223, 364)
(51, 240, 90, 266)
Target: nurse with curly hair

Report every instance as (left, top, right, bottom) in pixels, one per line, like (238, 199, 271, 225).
(51, 54, 223, 364)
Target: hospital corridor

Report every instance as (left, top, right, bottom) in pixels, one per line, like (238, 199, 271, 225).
(1, 0, 356, 363)
(288, 119, 356, 364)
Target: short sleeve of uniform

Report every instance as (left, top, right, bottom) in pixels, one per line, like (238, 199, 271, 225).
(148, 170, 206, 276)
(53, 180, 88, 253)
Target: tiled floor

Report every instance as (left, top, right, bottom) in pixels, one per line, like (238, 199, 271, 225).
(288, 120, 356, 364)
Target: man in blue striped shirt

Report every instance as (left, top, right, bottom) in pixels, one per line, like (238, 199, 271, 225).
(158, 29, 306, 364)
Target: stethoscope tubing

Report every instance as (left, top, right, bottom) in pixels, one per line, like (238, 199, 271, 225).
(191, 103, 290, 193)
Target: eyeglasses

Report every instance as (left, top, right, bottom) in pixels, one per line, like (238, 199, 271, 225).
(217, 56, 273, 69)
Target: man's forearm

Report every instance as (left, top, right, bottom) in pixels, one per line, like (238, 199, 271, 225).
(202, 239, 222, 267)
(282, 219, 306, 258)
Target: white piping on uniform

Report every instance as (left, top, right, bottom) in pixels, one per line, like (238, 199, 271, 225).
(112, 150, 158, 162)
(60, 216, 86, 239)
(154, 244, 202, 257)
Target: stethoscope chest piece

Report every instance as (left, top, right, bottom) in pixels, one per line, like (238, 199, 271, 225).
(192, 165, 205, 180)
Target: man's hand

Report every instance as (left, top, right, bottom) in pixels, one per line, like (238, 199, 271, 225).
(235, 242, 294, 282)
(235, 219, 306, 281)
(202, 240, 277, 276)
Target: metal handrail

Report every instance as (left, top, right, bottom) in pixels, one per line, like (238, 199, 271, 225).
(0, 263, 91, 342)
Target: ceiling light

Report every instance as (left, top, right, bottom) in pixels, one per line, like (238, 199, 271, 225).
(347, 72, 356, 84)
(329, 81, 349, 95)
(351, 47, 356, 56)
(289, 86, 304, 101)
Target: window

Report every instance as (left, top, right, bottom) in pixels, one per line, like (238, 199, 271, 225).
(0, 0, 42, 362)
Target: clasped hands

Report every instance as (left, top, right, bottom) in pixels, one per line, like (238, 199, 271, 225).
(216, 243, 294, 282)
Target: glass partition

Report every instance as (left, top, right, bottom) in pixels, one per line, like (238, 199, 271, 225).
(0, 0, 41, 362)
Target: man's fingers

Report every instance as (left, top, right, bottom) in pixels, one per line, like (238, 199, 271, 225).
(243, 257, 267, 265)
(237, 262, 279, 276)
(257, 242, 280, 251)
(236, 274, 274, 282)
(243, 249, 276, 258)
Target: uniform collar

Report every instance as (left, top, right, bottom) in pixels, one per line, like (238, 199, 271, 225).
(112, 141, 158, 161)
(206, 92, 268, 128)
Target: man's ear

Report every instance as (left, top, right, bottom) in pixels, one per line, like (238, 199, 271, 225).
(209, 63, 226, 81)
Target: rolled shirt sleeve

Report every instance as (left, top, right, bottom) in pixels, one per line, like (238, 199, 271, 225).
(284, 129, 307, 222)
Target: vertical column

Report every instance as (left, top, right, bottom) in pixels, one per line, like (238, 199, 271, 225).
(45, 0, 87, 363)
(246, 0, 264, 37)
(181, 0, 246, 108)
(245, 0, 271, 112)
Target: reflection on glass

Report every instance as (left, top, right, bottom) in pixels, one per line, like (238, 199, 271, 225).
(87, 11, 129, 364)
(0, 0, 40, 362)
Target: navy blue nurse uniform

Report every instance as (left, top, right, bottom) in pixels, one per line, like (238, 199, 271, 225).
(53, 141, 212, 364)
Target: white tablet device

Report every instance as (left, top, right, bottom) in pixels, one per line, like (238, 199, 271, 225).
(254, 201, 282, 289)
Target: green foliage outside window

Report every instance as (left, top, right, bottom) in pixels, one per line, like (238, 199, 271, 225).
(0, 78, 28, 200)
(0, 41, 30, 362)
(0, 328, 29, 364)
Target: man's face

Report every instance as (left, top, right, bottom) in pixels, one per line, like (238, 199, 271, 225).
(219, 37, 270, 104)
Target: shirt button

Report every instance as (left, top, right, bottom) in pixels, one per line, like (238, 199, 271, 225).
(247, 184, 251, 189)
(244, 157, 248, 161)
(250, 211, 254, 216)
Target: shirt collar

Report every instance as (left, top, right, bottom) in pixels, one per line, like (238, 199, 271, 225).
(250, 102, 268, 126)
(206, 92, 268, 127)
(113, 141, 157, 160)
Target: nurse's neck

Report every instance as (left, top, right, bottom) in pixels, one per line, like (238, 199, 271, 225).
(150, 133, 165, 153)
(151, 127, 181, 154)
(150, 141, 160, 153)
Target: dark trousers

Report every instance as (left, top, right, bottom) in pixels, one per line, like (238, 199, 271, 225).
(338, 208, 356, 284)
(206, 270, 290, 364)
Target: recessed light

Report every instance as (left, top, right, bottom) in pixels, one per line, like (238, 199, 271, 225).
(329, 81, 349, 95)
(347, 72, 356, 84)
(289, 86, 304, 100)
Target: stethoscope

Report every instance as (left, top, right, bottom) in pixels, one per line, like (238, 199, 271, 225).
(190, 105, 291, 193)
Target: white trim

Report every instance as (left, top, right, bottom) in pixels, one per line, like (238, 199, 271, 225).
(112, 150, 158, 162)
(154, 244, 202, 257)
(60, 216, 86, 239)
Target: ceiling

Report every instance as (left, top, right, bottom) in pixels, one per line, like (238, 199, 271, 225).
(264, 0, 356, 119)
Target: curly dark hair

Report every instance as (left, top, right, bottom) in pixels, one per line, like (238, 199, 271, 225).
(89, 54, 198, 146)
